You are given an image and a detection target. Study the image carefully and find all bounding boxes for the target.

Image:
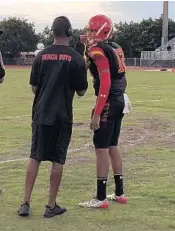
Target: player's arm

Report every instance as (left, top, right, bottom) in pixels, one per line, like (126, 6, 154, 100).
(72, 57, 88, 97)
(0, 52, 5, 83)
(89, 47, 111, 115)
(29, 54, 41, 94)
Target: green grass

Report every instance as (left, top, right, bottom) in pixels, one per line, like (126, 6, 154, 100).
(0, 68, 175, 231)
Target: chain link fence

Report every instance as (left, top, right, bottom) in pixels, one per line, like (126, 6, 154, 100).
(2, 57, 175, 68)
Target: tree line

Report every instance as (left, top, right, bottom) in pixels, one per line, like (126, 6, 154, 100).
(0, 17, 175, 58)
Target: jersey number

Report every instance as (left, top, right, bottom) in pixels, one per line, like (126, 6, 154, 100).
(113, 48, 126, 73)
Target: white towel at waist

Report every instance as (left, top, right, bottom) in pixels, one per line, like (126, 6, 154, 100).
(123, 93, 132, 114)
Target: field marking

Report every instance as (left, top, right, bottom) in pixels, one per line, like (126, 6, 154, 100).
(1, 114, 30, 120)
(144, 69, 173, 72)
(136, 98, 169, 103)
(0, 158, 28, 164)
(151, 98, 168, 102)
(0, 143, 92, 165)
(0, 106, 92, 120)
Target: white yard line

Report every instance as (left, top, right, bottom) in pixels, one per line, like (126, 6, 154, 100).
(0, 143, 92, 165)
(0, 158, 28, 164)
(1, 114, 30, 120)
(136, 98, 169, 103)
(0, 107, 92, 120)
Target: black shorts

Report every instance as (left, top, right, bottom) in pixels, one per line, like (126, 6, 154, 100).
(93, 95, 124, 149)
(30, 121, 72, 165)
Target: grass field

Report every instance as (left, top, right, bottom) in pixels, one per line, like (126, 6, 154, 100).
(0, 68, 175, 231)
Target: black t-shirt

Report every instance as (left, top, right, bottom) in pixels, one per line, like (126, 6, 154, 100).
(86, 41, 127, 99)
(30, 44, 88, 125)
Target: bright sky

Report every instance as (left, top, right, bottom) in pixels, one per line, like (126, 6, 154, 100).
(0, 0, 175, 33)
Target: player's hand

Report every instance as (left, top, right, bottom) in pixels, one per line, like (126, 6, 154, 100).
(90, 115, 100, 131)
(86, 60, 90, 69)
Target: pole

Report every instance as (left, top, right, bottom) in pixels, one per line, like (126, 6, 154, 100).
(161, 1, 168, 51)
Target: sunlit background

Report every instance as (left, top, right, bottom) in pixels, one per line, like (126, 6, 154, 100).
(0, 0, 175, 31)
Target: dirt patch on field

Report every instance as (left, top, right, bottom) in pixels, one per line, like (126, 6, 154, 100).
(67, 117, 175, 165)
(0, 117, 174, 165)
(120, 118, 175, 149)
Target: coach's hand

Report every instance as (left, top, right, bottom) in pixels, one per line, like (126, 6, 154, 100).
(90, 115, 100, 131)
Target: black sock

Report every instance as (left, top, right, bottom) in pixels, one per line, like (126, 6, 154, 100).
(114, 174, 124, 196)
(96, 177, 107, 201)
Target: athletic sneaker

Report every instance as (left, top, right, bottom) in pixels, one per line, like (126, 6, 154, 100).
(107, 194, 128, 204)
(79, 198, 109, 209)
(44, 203, 67, 218)
(18, 202, 30, 217)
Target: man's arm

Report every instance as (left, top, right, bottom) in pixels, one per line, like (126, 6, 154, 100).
(88, 47, 111, 116)
(0, 78, 4, 84)
(29, 54, 41, 94)
(0, 52, 5, 83)
(31, 86, 37, 94)
(73, 57, 88, 97)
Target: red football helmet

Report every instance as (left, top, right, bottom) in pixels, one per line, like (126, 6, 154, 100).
(80, 14, 113, 46)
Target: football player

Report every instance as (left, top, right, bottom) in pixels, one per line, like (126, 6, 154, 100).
(79, 14, 130, 209)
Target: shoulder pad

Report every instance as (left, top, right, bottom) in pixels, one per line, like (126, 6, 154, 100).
(88, 46, 105, 59)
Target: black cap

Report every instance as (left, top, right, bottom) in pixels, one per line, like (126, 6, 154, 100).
(51, 16, 72, 37)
